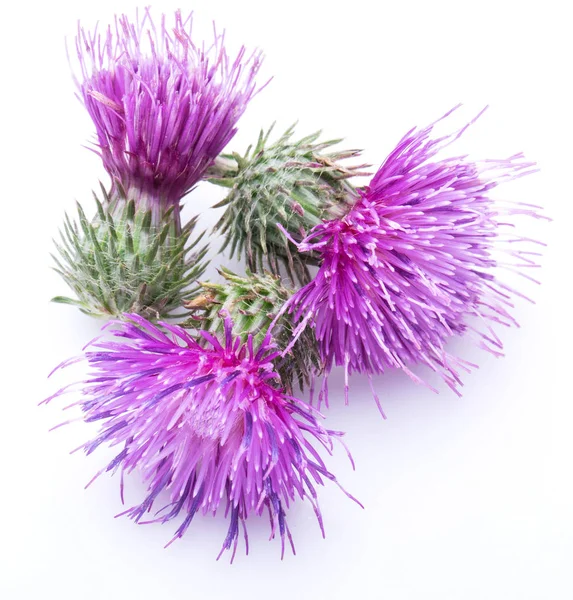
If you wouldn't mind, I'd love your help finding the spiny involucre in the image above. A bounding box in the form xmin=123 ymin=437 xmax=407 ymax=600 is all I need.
xmin=210 ymin=125 xmax=367 ymax=285
xmin=52 ymin=188 xmax=208 ymax=319
xmin=44 ymin=314 xmax=358 ymax=560
xmin=183 ymin=268 xmax=321 ymax=391
xmin=282 ymin=107 xmax=546 ymax=405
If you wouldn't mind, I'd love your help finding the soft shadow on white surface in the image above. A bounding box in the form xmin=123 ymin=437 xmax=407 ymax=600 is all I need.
xmin=1 ymin=1 xmax=571 ymax=599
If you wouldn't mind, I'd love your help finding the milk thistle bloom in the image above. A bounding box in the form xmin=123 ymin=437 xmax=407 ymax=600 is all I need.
xmin=45 ymin=315 xmax=355 ymax=559
xmin=210 ymin=125 xmax=365 ymax=284
xmin=283 ymin=107 xmax=544 ymax=402
xmin=53 ymin=9 xmax=263 ymax=319
xmin=75 ymin=8 xmax=264 ymax=220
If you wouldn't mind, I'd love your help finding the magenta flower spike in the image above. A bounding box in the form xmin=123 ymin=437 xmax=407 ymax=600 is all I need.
xmin=45 ymin=314 xmax=356 ymax=560
xmin=283 ymin=107 xmax=545 ymax=404
xmin=74 ymin=8 xmax=264 ymax=221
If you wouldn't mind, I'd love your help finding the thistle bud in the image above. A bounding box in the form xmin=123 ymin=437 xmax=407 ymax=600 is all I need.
xmin=183 ymin=268 xmax=320 ymax=390
xmin=211 ymin=125 xmax=368 ymax=284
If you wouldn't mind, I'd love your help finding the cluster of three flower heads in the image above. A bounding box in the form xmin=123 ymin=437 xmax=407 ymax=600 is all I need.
xmin=46 ymin=9 xmax=544 ymax=560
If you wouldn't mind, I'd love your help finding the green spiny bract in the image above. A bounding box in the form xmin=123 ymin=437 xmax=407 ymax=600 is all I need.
xmin=210 ymin=125 xmax=367 ymax=285
xmin=183 ymin=268 xmax=321 ymax=392
xmin=52 ymin=187 xmax=209 ymax=320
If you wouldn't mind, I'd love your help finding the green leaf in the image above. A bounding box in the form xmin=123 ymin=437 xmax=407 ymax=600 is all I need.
xmin=51 ymin=296 xmax=81 ymax=306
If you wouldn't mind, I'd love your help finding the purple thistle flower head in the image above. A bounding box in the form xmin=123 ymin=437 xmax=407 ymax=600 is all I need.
xmin=45 ymin=314 xmax=357 ymax=560
xmin=73 ymin=8 xmax=264 ymax=219
xmin=284 ymin=107 xmax=546 ymax=403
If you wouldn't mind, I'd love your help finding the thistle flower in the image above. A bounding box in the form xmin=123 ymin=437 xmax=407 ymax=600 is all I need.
xmin=283 ymin=107 xmax=545 ymax=402
xmin=183 ymin=268 xmax=321 ymax=391
xmin=54 ymin=9 xmax=263 ymax=319
xmin=74 ymin=8 xmax=264 ymax=220
xmin=45 ymin=314 xmax=356 ymax=560
xmin=210 ymin=125 xmax=366 ymax=284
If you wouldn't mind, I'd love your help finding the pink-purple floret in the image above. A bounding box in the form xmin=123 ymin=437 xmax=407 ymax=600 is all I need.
xmin=74 ymin=9 xmax=262 ymax=210
xmin=286 ymin=107 xmax=544 ymax=399
xmin=46 ymin=314 xmax=353 ymax=560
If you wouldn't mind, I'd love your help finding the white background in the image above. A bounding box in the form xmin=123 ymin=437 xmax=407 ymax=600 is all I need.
xmin=1 ymin=1 xmax=571 ymax=598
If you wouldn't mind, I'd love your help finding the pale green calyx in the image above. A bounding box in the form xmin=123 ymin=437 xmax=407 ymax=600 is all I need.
xmin=51 ymin=186 xmax=209 ymax=320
